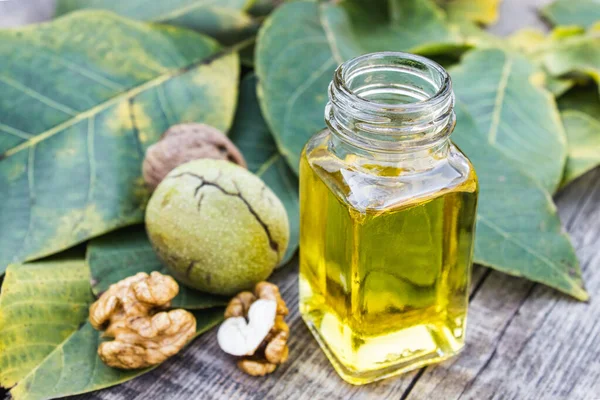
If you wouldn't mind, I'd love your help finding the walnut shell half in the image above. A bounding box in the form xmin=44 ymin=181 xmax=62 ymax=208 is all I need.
xmin=142 ymin=123 xmax=247 ymax=190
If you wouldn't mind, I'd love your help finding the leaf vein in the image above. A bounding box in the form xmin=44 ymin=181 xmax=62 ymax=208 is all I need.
xmin=0 ymin=122 xmax=32 ymax=140
xmin=256 ymin=154 xmax=280 ymax=177
xmin=318 ymin=5 xmax=344 ymax=64
xmin=0 ymin=75 xmax=77 ymax=117
xmin=488 ymin=56 xmax=513 ymax=144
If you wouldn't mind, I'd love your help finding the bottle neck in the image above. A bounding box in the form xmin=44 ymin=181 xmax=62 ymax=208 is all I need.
xmin=325 ymin=52 xmax=455 ymax=172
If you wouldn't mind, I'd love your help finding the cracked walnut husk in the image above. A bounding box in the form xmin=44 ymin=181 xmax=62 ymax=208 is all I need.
xmin=145 ymin=159 xmax=289 ymax=295
xmin=217 ymin=281 xmax=289 ymax=376
xmin=89 ymin=271 xmax=196 ymax=369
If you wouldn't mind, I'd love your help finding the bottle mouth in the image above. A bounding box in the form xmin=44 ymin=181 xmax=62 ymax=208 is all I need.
xmin=326 ymin=52 xmax=455 ymax=151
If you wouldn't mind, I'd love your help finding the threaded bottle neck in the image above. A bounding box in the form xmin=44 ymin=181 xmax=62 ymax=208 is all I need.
xmin=325 ymin=52 xmax=455 ymax=156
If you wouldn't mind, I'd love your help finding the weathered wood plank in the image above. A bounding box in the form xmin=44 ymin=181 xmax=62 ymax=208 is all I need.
xmin=456 ymin=171 xmax=600 ymax=400
xmin=69 ymin=164 xmax=599 ymax=400
xmin=404 ymin=169 xmax=600 ymax=400
xmin=67 ymin=164 xmax=598 ymax=400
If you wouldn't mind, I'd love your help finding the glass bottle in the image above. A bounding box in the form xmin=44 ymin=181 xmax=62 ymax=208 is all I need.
xmin=299 ymin=52 xmax=478 ymax=385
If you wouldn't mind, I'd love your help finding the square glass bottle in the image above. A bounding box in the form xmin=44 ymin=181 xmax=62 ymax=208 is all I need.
xmin=299 ymin=52 xmax=478 ymax=385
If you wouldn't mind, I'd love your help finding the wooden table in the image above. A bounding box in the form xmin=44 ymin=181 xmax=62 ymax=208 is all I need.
xmin=67 ymin=169 xmax=600 ymax=400
xmin=3 ymin=0 xmax=600 ymax=399
xmin=72 ymin=169 xmax=600 ymax=400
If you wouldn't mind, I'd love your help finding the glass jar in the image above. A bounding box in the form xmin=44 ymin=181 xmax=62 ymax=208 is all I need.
xmin=298 ymin=52 xmax=478 ymax=385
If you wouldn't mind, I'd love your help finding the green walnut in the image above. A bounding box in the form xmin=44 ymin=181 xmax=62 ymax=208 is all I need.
xmin=145 ymin=159 xmax=289 ymax=295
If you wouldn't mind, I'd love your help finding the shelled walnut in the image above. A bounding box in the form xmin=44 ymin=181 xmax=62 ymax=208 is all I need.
xmin=89 ymin=271 xmax=196 ymax=369
xmin=217 ymin=282 xmax=290 ymax=376
xmin=142 ymin=123 xmax=247 ymax=190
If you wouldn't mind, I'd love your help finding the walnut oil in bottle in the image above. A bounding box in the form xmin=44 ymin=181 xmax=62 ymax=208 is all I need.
xmin=299 ymin=52 xmax=478 ymax=385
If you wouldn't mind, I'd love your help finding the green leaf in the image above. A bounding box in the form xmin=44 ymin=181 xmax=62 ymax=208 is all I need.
xmin=560 ymin=110 xmax=600 ymax=185
xmin=439 ymin=0 xmax=503 ymax=25
xmin=0 ymin=12 xmax=239 ymax=275
xmin=506 ymin=28 xmax=576 ymax=96
xmin=453 ymin=106 xmax=587 ymax=300
xmin=56 ymin=0 xmax=258 ymax=45
xmin=541 ymin=0 xmax=600 ymax=29
xmin=450 ymin=48 xmax=568 ymax=192
xmin=556 ymin=84 xmax=600 ymax=185
xmin=256 ymin=0 xmax=464 ymax=173
xmin=545 ymin=75 xmax=576 ymax=97
xmin=229 ymin=74 xmax=299 ymax=265
xmin=558 ymin=83 xmax=600 ymax=116
xmin=536 ymin=26 xmax=600 ymax=86
xmin=0 ymin=257 xmax=94 ymax=388
xmin=86 ymin=226 xmax=228 ymax=309
xmin=507 ymin=28 xmax=547 ymax=53
xmin=342 ymin=0 xmax=463 ymax=54
xmin=55 ymin=0 xmax=256 ymax=39
xmin=9 ymin=308 xmax=223 ymax=400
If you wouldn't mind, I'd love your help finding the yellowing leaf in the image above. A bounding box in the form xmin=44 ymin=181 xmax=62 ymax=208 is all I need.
xmin=441 ymin=0 xmax=503 ymax=25
xmin=9 ymin=309 xmax=223 ymax=400
xmin=0 ymin=12 xmax=240 ymax=274
xmin=508 ymin=28 xmax=547 ymax=53
xmin=506 ymin=29 xmax=575 ymax=96
xmin=0 ymin=257 xmax=94 ymax=388
xmin=538 ymin=27 xmax=600 ymax=84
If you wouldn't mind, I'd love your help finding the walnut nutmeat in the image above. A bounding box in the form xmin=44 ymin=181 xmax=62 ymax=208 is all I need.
xmin=89 ymin=271 xmax=197 ymax=369
xmin=142 ymin=123 xmax=247 ymax=190
xmin=237 ymin=358 xmax=278 ymax=377
xmin=217 ymin=281 xmax=290 ymax=376
xmin=224 ymin=291 xmax=256 ymax=318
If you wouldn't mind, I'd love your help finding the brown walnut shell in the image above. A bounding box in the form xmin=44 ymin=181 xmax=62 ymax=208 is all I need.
xmin=142 ymin=123 xmax=247 ymax=190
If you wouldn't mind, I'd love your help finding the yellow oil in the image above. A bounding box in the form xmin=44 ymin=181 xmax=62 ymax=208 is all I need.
xmin=299 ymin=137 xmax=478 ymax=385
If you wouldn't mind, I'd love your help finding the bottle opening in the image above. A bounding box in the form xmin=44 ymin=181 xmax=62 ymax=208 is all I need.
xmin=340 ymin=52 xmax=450 ymax=107
xmin=326 ymin=52 xmax=455 ymax=151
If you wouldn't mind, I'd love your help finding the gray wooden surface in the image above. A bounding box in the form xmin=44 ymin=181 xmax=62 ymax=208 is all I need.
xmin=68 ymin=170 xmax=600 ymax=400
xmin=2 ymin=0 xmax=600 ymax=399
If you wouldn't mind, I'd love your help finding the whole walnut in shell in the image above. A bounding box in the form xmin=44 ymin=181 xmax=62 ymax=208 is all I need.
xmin=143 ymin=123 xmax=246 ymax=190
xmin=145 ymin=159 xmax=289 ymax=295
xmin=89 ymin=271 xmax=196 ymax=369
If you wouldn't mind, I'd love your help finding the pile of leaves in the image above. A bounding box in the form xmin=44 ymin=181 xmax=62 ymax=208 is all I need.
xmin=0 ymin=0 xmax=598 ymax=398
